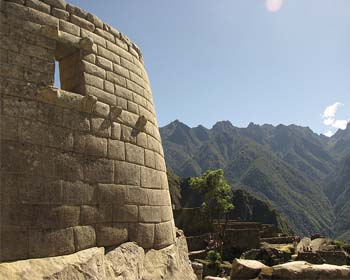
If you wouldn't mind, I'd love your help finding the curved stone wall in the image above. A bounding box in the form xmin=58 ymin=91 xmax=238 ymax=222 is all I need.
xmin=0 ymin=0 xmax=175 ymax=262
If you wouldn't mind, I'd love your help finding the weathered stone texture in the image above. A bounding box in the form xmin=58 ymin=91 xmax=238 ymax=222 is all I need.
xmin=0 ymin=0 xmax=174 ymax=262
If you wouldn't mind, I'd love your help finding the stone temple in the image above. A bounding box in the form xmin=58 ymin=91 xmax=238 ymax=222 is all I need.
xmin=0 ymin=0 xmax=176 ymax=262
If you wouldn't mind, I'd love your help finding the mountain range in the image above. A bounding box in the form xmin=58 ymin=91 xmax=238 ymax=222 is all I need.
xmin=160 ymin=120 xmax=350 ymax=239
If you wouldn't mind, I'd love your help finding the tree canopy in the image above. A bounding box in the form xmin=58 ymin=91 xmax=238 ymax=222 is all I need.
xmin=189 ymin=169 xmax=234 ymax=221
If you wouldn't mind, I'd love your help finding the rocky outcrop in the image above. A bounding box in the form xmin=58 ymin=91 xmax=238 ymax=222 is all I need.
xmin=271 ymin=261 xmax=350 ymax=279
xmin=230 ymin=259 xmax=268 ymax=279
xmin=0 ymin=230 xmax=196 ymax=280
xmin=229 ymin=259 xmax=350 ymax=280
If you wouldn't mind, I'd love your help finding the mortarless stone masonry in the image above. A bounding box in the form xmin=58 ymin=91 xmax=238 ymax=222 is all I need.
xmin=0 ymin=0 xmax=176 ymax=262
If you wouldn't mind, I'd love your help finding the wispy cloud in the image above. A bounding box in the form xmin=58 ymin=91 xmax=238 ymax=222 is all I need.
xmin=322 ymin=102 xmax=349 ymax=137
xmin=265 ymin=0 xmax=284 ymax=13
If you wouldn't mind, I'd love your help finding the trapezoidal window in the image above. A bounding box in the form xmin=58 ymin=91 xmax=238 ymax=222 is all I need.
xmin=54 ymin=42 xmax=83 ymax=94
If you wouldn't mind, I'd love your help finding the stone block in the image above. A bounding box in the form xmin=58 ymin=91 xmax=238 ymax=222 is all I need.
xmin=81 ymin=61 xmax=106 ymax=79
xmin=139 ymin=206 xmax=161 ymax=223
xmin=86 ymin=13 xmax=103 ymax=29
xmin=71 ymin=14 xmax=94 ymax=32
xmin=126 ymin=79 xmax=144 ymax=96
xmin=108 ymin=139 xmax=125 ymax=160
xmin=85 ymin=134 xmax=107 ymax=157
xmin=59 ymin=19 xmax=80 ymax=36
xmin=154 ymin=153 xmax=167 ymax=171
xmin=18 ymin=119 xmax=48 ymax=146
xmin=84 ymin=72 xmax=104 ymax=90
xmin=41 ymin=0 xmax=66 ymax=9
xmin=141 ymin=167 xmax=162 ymax=189
xmin=52 ymin=7 xmax=69 ymax=20
xmin=62 ymin=180 xmax=95 ymax=205
xmin=27 ymin=0 xmax=50 ymax=14
xmin=27 ymin=7 xmax=58 ymax=27
xmin=95 ymin=27 xmax=115 ymax=42
xmin=28 ymin=228 xmax=75 ymax=258
xmin=115 ymin=84 xmax=133 ymax=100
xmin=66 ymin=4 xmax=88 ymax=18
xmin=106 ymin=71 xmax=127 ymax=87
xmin=80 ymin=205 xmax=113 ymax=225
xmin=43 ymin=149 xmax=84 ymax=181
xmin=113 ymin=205 xmax=138 ymax=222
xmin=62 ymin=109 xmax=90 ymax=132
xmin=0 ymin=226 xmax=28 ymax=261
xmin=19 ymin=178 xmax=63 ymax=205
xmin=83 ymin=158 xmax=114 ymax=183
xmin=145 ymin=149 xmax=156 ymax=168
xmin=154 ymin=221 xmax=174 ymax=249
xmin=121 ymin=124 xmax=136 ymax=144
xmin=104 ymin=80 xmax=114 ymax=94
xmin=125 ymin=143 xmax=144 ymax=165
xmin=160 ymin=171 xmax=169 ymax=189
xmin=128 ymin=101 xmax=139 ymax=114
xmin=34 ymin=205 xmax=80 ymax=229
xmin=121 ymin=57 xmax=142 ymax=76
xmin=137 ymin=132 xmax=148 ymax=148
xmin=48 ymin=126 xmax=74 ymax=151
xmin=83 ymin=85 xmax=116 ymax=106
xmin=96 ymin=55 xmax=113 ymax=71
xmin=96 ymin=223 xmax=128 ymax=247
xmin=116 ymin=96 xmax=128 ymax=110
xmin=93 ymin=101 xmax=110 ymax=118
xmin=136 ymin=223 xmax=154 ymax=249
xmin=97 ymin=45 xmax=121 ymax=64
xmin=111 ymin=122 xmax=121 ymax=139
xmin=91 ymin=117 xmax=111 ymax=137
xmin=113 ymin=63 xmax=129 ymax=78
xmin=81 ymin=29 xmax=106 ymax=48
xmin=1 ymin=115 xmax=17 ymax=140
xmin=126 ymin=186 xmax=148 ymax=205
xmin=97 ymin=184 xmax=126 ymax=204
xmin=130 ymin=71 xmax=145 ymax=88
xmin=115 ymin=161 xmax=141 ymax=186
xmin=0 ymin=141 xmax=42 ymax=174
xmin=73 ymin=226 xmax=96 ymax=251
xmin=106 ymin=40 xmax=133 ymax=61
xmin=147 ymin=190 xmax=169 ymax=206
xmin=161 ymin=206 xmax=173 ymax=222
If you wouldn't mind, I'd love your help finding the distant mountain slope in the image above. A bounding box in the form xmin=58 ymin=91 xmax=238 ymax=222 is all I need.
xmin=325 ymin=154 xmax=350 ymax=240
xmin=160 ymin=120 xmax=350 ymax=238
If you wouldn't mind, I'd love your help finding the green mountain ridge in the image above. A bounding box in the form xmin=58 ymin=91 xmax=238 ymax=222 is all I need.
xmin=160 ymin=120 xmax=350 ymax=239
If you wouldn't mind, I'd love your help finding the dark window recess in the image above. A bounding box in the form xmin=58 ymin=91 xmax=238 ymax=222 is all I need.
xmin=54 ymin=43 xmax=83 ymax=93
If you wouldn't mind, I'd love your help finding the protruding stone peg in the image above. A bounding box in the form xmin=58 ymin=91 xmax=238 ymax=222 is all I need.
xmin=135 ymin=115 xmax=148 ymax=131
xmin=79 ymin=37 xmax=94 ymax=52
xmin=81 ymin=94 xmax=97 ymax=113
xmin=110 ymin=106 xmax=123 ymax=121
xmin=37 ymin=86 xmax=61 ymax=104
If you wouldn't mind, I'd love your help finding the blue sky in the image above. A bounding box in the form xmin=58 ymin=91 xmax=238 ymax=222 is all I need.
xmin=67 ymin=0 xmax=350 ymax=135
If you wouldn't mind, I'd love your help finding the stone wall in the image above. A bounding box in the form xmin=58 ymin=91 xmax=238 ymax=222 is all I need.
xmin=0 ymin=0 xmax=175 ymax=262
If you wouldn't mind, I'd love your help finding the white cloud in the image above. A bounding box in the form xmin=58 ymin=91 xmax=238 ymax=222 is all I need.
xmin=265 ymin=0 xmax=284 ymax=13
xmin=323 ymin=130 xmax=334 ymax=137
xmin=322 ymin=102 xmax=343 ymax=119
xmin=332 ymin=119 xmax=348 ymax=130
xmin=321 ymin=102 xmax=349 ymax=134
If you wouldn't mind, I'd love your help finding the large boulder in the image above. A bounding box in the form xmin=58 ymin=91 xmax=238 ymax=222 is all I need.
xmin=271 ymin=261 xmax=350 ymax=279
xmin=230 ymin=259 xmax=268 ymax=279
xmin=0 ymin=230 xmax=196 ymax=280
xmin=0 ymin=247 xmax=105 ymax=280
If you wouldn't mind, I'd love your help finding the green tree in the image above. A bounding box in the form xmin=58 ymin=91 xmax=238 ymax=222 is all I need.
xmin=189 ymin=169 xmax=234 ymax=259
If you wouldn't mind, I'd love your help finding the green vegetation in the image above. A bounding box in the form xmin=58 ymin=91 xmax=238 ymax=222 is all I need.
xmin=189 ymin=169 xmax=234 ymax=221
xmin=161 ymin=120 xmax=350 ymax=238
xmin=206 ymin=250 xmax=222 ymax=268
